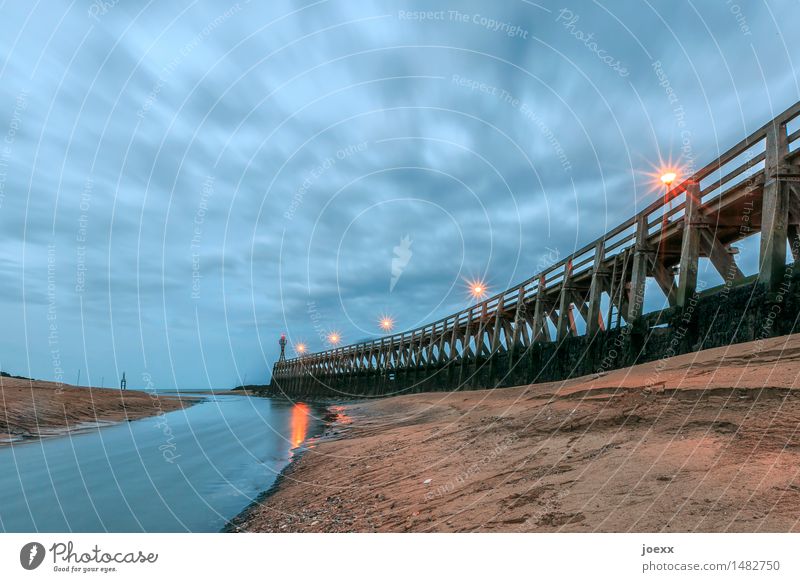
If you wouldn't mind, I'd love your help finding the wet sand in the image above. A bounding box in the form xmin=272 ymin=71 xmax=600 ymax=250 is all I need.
xmin=233 ymin=333 xmax=800 ymax=532
xmin=0 ymin=376 xmax=192 ymax=444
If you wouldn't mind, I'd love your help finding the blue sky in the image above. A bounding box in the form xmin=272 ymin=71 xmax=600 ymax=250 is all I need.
xmin=0 ymin=0 xmax=798 ymax=390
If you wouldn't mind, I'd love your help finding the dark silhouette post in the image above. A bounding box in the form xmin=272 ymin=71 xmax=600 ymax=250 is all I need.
xmin=278 ymin=334 xmax=287 ymax=362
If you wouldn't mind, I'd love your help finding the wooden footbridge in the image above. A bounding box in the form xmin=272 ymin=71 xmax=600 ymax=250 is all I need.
xmin=270 ymin=100 xmax=800 ymax=398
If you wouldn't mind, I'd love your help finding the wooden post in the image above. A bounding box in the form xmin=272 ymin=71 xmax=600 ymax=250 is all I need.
xmin=472 ymin=302 xmax=489 ymax=387
xmin=449 ymin=314 xmax=461 ymax=363
xmin=490 ymin=296 xmax=505 ymax=354
xmin=759 ymin=120 xmax=790 ymax=291
xmin=436 ymin=322 xmax=447 ymax=366
xmin=475 ymin=302 xmax=489 ymax=358
xmin=489 ymin=296 xmax=505 ymax=386
xmin=458 ymin=309 xmax=474 ymax=388
xmin=533 ymin=275 xmax=550 ymax=342
xmin=586 ymin=241 xmax=606 ymax=336
xmin=556 ymin=261 xmax=573 ymax=340
xmin=509 ymin=286 xmax=526 ymax=366
xmin=628 ymin=215 xmax=650 ymax=322
xmin=676 ymin=181 xmax=701 ymax=307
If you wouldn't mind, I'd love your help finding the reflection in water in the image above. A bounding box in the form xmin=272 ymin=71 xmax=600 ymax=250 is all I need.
xmin=289 ymin=403 xmax=310 ymax=449
xmin=329 ymin=405 xmax=353 ymax=425
xmin=0 ymin=395 xmax=324 ymax=532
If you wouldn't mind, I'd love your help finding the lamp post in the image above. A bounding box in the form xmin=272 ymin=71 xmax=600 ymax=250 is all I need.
xmin=660 ymin=172 xmax=677 ymax=222
xmin=659 ymin=172 xmax=677 ymax=259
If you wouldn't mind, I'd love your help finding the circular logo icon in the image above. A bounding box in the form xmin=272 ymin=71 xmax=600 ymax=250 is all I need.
xmin=20 ymin=542 xmax=45 ymax=570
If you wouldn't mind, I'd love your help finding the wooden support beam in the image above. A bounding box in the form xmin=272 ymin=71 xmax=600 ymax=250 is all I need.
xmin=789 ymin=224 xmax=800 ymax=263
xmin=509 ymin=287 xmax=525 ymax=363
xmin=628 ymin=214 xmax=650 ymax=322
xmin=616 ymin=250 xmax=633 ymax=326
xmin=425 ymin=326 xmax=436 ymax=365
xmin=788 ymin=184 xmax=800 ymax=262
xmin=571 ymin=291 xmax=587 ymax=318
xmin=586 ymin=241 xmax=606 ymax=336
xmin=618 ymin=283 xmax=631 ymax=327
xmin=458 ymin=309 xmax=475 ymax=387
xmin=652 ymin=260 xmax=677 ymax=306
xmin=533 ymin=275 xmax=548 ymax=343
xmin=556 ymin=261 xmax=573 ymax=340
xmin=606 ymin=255 xmax=618 ymax=327
xmin=449 ymin=314 xmax=461 ymax=362
xmin=398 ymin=334 xmax=408 ymax=367
xmin=500 ymin=318 xmax=515 ymax=354
xmin=436 ymin=322 xmax=448 ymax=365
xmin=567 ymin=304 xmax=578 ymax=336
xmin=474 ymin=303 xmax=489 ymax=357
xmin=677 ymin=181 xmax=702 ymax=307
xmin=518 ymin=310 xmax=532 ymax=346
xmin=759 ymin=120 xmax=790 ymax=290
xmin=490 ymin=296 xmax=505 ymax=354
xmin=548 ymin=309 xmax=560 ymax=330
xmin=699 ymin=229 xmax=744 ymax=284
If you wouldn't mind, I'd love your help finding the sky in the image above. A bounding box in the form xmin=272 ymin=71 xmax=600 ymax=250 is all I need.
xmin=0 ymin=0 xmax=798 ymax=390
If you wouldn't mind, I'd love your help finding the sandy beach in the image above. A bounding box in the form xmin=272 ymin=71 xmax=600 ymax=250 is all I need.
xmin=232 ymin=333 xmax=800 ymax=532
xmin=0 ymin=375 xmax=191 ymax=444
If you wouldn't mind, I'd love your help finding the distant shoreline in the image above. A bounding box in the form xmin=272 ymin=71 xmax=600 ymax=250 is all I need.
xmin=0 ymin=375 xmax=199 ymax=445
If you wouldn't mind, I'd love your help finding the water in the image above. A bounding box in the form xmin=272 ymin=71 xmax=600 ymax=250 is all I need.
xmin=0 ymin=394 xmax=321 ymax=532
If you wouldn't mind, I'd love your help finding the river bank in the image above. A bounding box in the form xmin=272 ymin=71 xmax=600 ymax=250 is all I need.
xmin=0 ymin=375 xmax=192 ymax=445
xmin=0 ymin=393 xmax=318 ymax=531
xmin=223 ymin=402 xmax=352 ymax=532
xmin=231 ymin=333 xmax=800 ymax=532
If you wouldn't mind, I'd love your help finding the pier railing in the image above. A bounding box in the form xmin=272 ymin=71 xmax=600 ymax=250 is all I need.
xmin=272 ymin=100 xmax=800 ymax=396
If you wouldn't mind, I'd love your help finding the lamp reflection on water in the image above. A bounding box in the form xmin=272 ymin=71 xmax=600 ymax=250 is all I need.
xmin=289 ymin=403 xmax=310 ymax=450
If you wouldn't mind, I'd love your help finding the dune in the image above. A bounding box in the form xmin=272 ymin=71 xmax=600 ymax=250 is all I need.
xmin=0 ymin=375 xmax=192 ymax=445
